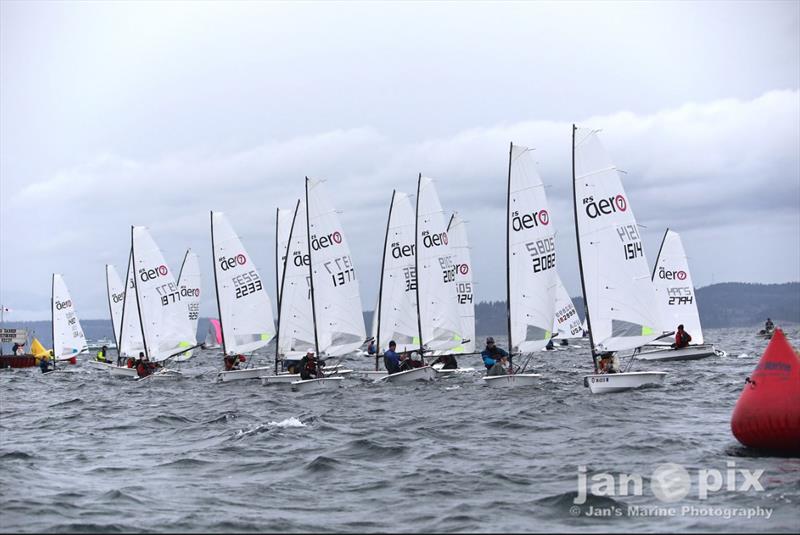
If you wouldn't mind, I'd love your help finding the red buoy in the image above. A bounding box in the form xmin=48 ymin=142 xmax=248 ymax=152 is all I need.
xmin=731 ymin=328 xmax=800 ymax=454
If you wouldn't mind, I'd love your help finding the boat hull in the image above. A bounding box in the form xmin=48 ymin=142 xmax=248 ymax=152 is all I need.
xmin=584 ymin=371 xmax=667 ymax=394
xmin=434 ymin=367 xmax=476 ymax=375
xmin=217 ymin=366 xmax=272 ymax=382
xmin=482 ymin=373 xmax=542 ymax=387
xmin=291 ymin=377 xmax=344 ymax=392
xmin=136 ymin=369 xmax=183 ymax=381
xmin=379 ymin=366 xmax=436 ymax=383
xmin=87 ymin=360 xmax=115 ymax=370
xmin=108 ymin=366 xmax=138 ymax=378
xmin=636 ymin=344 xmax=721 ymax=361
xmin=0 ymin=355 xmax=38 ymax=368
xmin=262 ymin=369 xmax=352 ymax=385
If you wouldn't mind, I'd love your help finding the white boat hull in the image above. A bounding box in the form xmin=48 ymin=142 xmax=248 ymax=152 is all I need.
xmin=261 ymin=368 xmax=353 ymax=385
xmin=87 ymin=360 xmax=114 ymax=370
xmin=355 ymin=370 xmax=388 ymax=379
xmin=482 ymin=373 xmax=542 ymax=387
xmin=291 ymin=376 xmax=344 ymax=392
xmin=636 ymin=344 xmax=721 ymax=361
xmin=108 ymin=366 xmax=138 ymax=378
xmin=137 ymin=369 xmax=183 ymax=382
xmin=379 ymin=366 xmax=436 ymax=383
xmin=584 ymin=371 xmax=667 ymax=394
xmin=217 ymin=366 xmax=272 ymax=383
xmin=433 ymin=367 xmax=476 ymax=375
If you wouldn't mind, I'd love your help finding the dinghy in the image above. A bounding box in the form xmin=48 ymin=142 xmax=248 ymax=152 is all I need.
xmin=446 ymin=212 xmax=475 ymax=354
xmin=86 ymin=264 xmax=126 ymax=371
xmin=172 ymin=249 xmax=202 ymax=364
xmin=482 ymin=143 xmax=556 ymax=388
xmin=47 ymin=274 xmax=88 ymax=373
xmin=636 ymin=229 xmax=721 ymax=361
xmin=107 ymin=251 xmax=147 ymax=377
xmin=572 ymin=126 xmax=667 ymax=393
xmin=211 ymin=212 xmax=276 ymax=382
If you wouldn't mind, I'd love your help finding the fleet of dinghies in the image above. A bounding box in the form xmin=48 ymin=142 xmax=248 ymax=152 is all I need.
xmin=33 ymin=126 xmax=727 ymax=394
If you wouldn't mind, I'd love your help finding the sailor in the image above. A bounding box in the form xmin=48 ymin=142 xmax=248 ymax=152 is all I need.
xmin=765 ymin=318 xmax=775 ymax=332
xmin=136 ymin=353 xmax=154 ymax=378
xmin=367 ymin=339 xmax=377 ymax=356
xmin=223 ymin=353 xmax=241 ymax=371
xmin=481 ymin=337 xmax=508 ymax=371
xmin=597 ymin=352 xmax=618 ymax=374
xmin=673 ymin=324 xmax=692 ymax=349
xmin=545 ymin=339 xmax=555 ymax=351
xmin=12 ymin=342 xmax=25 ymax=356
xmin=299 ymin=349 xmax=319 ymax=380
xmin=383 ymin=341 xmax=401 ymax=374
xmin=39 ymin=355 xmax=53 ymax=373
xmin=430 ymin=353 xmax=458 ymax=370
xmin=486 ymin=354 xmax=509 ymax=376
xmin=96 ymin=345 xmax=108 ymax=363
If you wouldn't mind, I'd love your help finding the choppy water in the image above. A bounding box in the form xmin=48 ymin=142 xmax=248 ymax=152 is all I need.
xmin=1 ymin=326 xmax=799 ymax=533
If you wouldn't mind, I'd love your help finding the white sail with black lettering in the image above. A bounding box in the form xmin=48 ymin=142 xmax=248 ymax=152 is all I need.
xmin=306 ymin=178 xmax=366 ymax=356
xmin=118 ymin=251 xmax=145 ymax=358
xmin=415 ymin=176 xmax=461 ymax=352
xmin=573 ymin=127 xmax=661 ymax=352
xmin=211 ymin=212 xmax=276 ymax=355
xmin=652 ymin=229 xmax=704 ymax=344
xmin=105 ymin=264 xmax=125 ymax=348
xmin=552 ymin=273 xmax=583 ymax=340
xmin=447 ymin=212 xmax=475 ymax=354
xmin=276 ymin=206 xmax=295 ymax=307
xmin=508 ymin=144 xmax=557 ymax=353
xmin=174 ymin=249 xmax=202 ymax=361
xmin=376 ymin=191 xmax=419 ymax=353
xmin=278 ymin=200 xmax=316 ymax=358
xmin=131 ymin=226 xmax=196 ymax=362
xmin=52 ymin=274 xmax=88 ymax=360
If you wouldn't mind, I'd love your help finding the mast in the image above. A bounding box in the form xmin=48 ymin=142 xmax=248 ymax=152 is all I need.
xmin=376 ymin=190 xmax=396 ymax=371
xmin=117 ymin=250 xmax=133 ymax=361
xmin=414 ymin=174 xmax=424 ymax=358
xmin=305 ymin=177 xmax=321 ymax=360
xmin=105 ymin=265 xmax=120 ymax=361
xmin=571 ymin=125 xmax=598 ymax=372
xmin=275 ymin=207 xmax=281 ymax=312
xmin=177 ymin=249 xmax=190 ymax=283
xmin=651 ymin=228 xmax=670 ymax=281
xmin=51 ymin=274 xmax=56 ymax=370
xmin=210 ymin=213 xmax=227 ymax=356
xmin=275 ymin=199 xmax=301 ymax=374
xmin=131 ymin=226 xmax=150 ymax=360
xmin=506 ymin=142 xmax=514 ymax=372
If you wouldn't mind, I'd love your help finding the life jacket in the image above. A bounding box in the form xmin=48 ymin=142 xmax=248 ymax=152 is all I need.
xmin=97 ymin=351 xmax=106 ymax=362
xmin=136 ymin=361 xmax=150 ymax=378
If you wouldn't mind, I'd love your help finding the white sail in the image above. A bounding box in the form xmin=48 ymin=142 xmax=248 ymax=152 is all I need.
xmin=415 ymin=176 xmax=461 ymax=352
xmin=508 ymin=144 xmax=557 ymax=353
xmin=211 ymin=212 xmax=276 ymax=355
xmin=552 ymin=273 xmax=583 ymax=340
xmin=52 ymin=274 xmax=88 ymax=360
xmin=118 ymin=251 xmax=145 ymax=358
xmin=306 ymin=178 xmax=366 ymax=356
xmin=447 ymin=212 xmax=475 ymax=354
xmin=105 ymin=264 xmax=125 ymax=348
xmin=652 ymin=229 xmax=704 ymax=344
xmin=276 ymin=205 xmax=296 ymax=307
xmin=174 ymin=249 xmax=202 ymax=361
xmin=573 ymin=127 xmax=661 ymax=352
xmin=277 ymin=200 xmax=316 ymax=358
xmin=376 ymin=191 xmax=420 ymax=353
xmin=132 ymin=226 xmax=196 ymax=362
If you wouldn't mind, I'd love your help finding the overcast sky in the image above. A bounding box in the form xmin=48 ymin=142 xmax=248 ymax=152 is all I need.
xmin=1 ymin=0 xmax=798 ymax=321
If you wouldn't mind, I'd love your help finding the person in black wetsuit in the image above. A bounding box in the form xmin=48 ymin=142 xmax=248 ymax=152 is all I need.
xmin=299 ymin=349 xmax=320 ymax=380
xmin=430 ymin=353 xmax=458 ymax=370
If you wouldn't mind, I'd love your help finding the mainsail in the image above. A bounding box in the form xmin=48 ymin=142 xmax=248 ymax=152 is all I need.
xmin=174 ymin=249 xmax=202 ymax=361
xmin=105 ymin=264 xmax=125 ymax=350
xmin=51 ymin=274 xmax=88 ymax=360
xmin=447 ymin=212 xmax=475 ymax=354
xmin=651 ymin=229 xmax=704 ymax=344
xmin=211 ymin=212 xmax=276 ymax=355
xmin=306 ymin=177 xmax=366 ymax=356
xmin=507 ymin=143 xmax=557 ymax=353
xmin=415 ymin=175 xmax=461 ymax=352
xmin=376 ymin=191 xmax=420 ymax=354
xmin=572 ymin=126 xmax=661 ymax=356
xmin=118 ymin=250 xmax=145 ymax=358
xmin=276 ymin=206 xmax=295 ymax=308
xmin=552 ymin=273 xmax=583 ymax=340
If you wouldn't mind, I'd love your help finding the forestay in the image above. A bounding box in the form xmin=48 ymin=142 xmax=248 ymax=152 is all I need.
xmin=376 ymin=191 xmax=420 ymax=353
xmin=278 ymin=200 xmax=316 ymax=358
xmin=508 ymin=144 xmax=556 ymax=353
xmin=118 ymin=251 xmax=145 ymax=358
xmin=105 ymin=264 xmax=125 ymax=348
xmin=447 ymin=213 xmax=475 ymax=354
xmin=132 ymin=226 xmax=196 ymax=362
xmin=306 ymin=178 xmax=366 ymax=356
xmin=174 ymin=249 xmax=202 ymax=361
xmin=552 ymin=273 xmax=583 ymax=340
xmin=652 ymin=229 xmax=704 ymax=344
xmin=211 ymin=212 xmax=276 ymax=355
xmin=573 ymin=127 xmax=661 ymax=352
xmin=415 ymin=176 xmax=461 ymax=352
xmin=52 ymin=274 xmax=88 ymax=360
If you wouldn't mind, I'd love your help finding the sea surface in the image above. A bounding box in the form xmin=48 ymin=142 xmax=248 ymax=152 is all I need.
xmin=1 ymin=326 xmax=799 ymax=533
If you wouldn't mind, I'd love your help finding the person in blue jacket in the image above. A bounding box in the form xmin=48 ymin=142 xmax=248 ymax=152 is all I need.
xmin=383 ymin=341 xmax=401 ymax=374
xmin=481 ymin=337 xmax=509 ymax=371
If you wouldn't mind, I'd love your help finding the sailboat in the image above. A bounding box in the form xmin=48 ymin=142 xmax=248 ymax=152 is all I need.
xmin=108 ymin=249 xmax=146 ymax=378
xmin=552 ymin=273 xmax=583 ymax=346
xmin=203 ymin=319 xmax=222 ymax=350
xmin=88 ymin=265 xmax=125 ymax=370
xmin=130 ymin=226 xmax=198 ymax=380
xmin=49 ymin=273 xmax=88 ymax=372
xmin=212 ymin=212 xmax=277 ymax=382
xmin=172 ymin=249 xmax=201 ymax=363
xmin=289 ymin=177 xmax=365 ymax=392
xmin=572 ymin=125 xmax=667 ymax=394
xmin=484 ymin=143 xmax=553 ymax=387
xmin=637 ymin=229 xmax=722 ymax=361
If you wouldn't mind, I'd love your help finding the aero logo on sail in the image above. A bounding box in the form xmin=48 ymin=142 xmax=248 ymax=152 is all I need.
xmin=457 ymin=263 xmax=469 ymax=275
xmin=55 ymin=300 xmax=72 ymax=310
xmin=111 ymin=291 xmax=125 ymax=304
xmin=658 ymin=268 xmax=687 ymax=281
xmin=391 ymin=243 xmax=415 ymax=259
xmin=311 ymin=231 xmax=342 ymax=251
xmin=219 ymin=254 xmax=247 ymax=271
xmin=422 ymin=231 xmax=448 ymax=248
xmin=512 ymin=209 xmax=549 ymax=231
xmin=583 ymin=195 xmax=627 ymax=219
xmin=140 ymin=265 xmax=169 ymax=281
